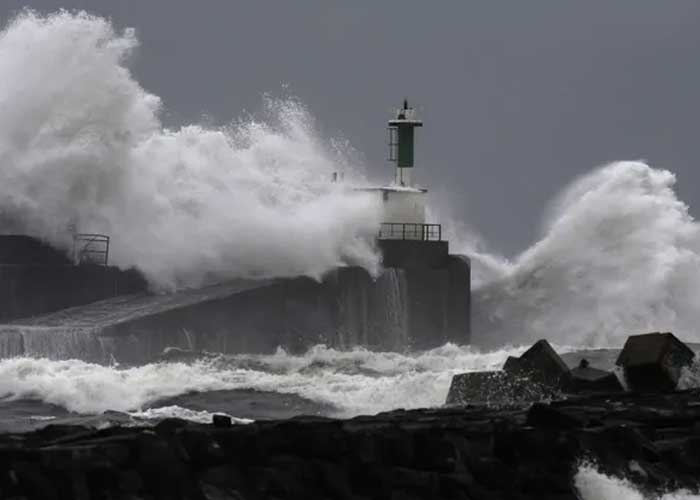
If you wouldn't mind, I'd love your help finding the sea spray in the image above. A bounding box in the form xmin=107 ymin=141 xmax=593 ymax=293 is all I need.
xmin=470 ymin=161 xmax=700 ymax=348
xmin=0 ymin=11 xmax=381 ymax=289
xmin=574 ymin=462 xmax=700 ymax=500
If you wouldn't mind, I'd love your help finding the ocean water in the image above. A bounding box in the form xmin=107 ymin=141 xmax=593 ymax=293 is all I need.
xmin=0 ymin=342 xmax=654 ymax=432
xmin=0 ymin=343 xmax=533 ymax=431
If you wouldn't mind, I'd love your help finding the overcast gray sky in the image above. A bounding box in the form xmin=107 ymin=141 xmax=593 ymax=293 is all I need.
xmin=3 ymin=1 xmax=700 ymax=256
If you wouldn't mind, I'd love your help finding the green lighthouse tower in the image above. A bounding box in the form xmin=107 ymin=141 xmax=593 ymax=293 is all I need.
xmin=388 ymin=99 xmax=423 ymax=186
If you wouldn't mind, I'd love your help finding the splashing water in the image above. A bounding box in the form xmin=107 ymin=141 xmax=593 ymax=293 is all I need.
xmin=471 ymin=161 xmax=700 ymax=348
xmin=129 ymin=406 xmax=252 ymax=425
xmin=0 ymin=11 xmax=381 ymax=290
xmin=0 ymin=344 xmax=538 ymax=416
xmin=575 ymin=463 xmax=700 ymax=500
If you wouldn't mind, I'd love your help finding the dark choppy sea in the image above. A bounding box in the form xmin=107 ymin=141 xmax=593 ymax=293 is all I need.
xmin=0 ymin=342 xmax=690 ymax=433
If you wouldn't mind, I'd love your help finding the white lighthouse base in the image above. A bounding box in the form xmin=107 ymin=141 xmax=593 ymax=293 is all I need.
xmin=395 ymin=167 xmax=412 ymax=186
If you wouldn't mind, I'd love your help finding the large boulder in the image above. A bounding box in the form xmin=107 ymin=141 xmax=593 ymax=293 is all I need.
xmin=616 ymin=332 xmax=695 ymax=392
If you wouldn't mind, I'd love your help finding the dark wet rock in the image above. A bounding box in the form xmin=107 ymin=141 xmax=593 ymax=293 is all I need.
xmin=155 ymin=417 xmax=190 ymax=435
xmin=616 ymin=332 xmax=695 ymax=392
xmin=212 ymin=414 xmax=232 ymax=428
xmin=2 ymin=391 xmax=700 ymax=498
xmin=565 ymin=359 xmax=624 ymax=393
xmin=526 ymin=403 xmax=586 ymax=429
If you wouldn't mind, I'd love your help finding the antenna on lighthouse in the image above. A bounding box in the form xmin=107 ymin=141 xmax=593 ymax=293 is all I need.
xmin=388 ymin=99 xmax=423 ymax=186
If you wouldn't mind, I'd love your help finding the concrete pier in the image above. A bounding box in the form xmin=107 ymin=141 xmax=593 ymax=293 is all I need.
xmin=0 ymin=258 xmax=470 ymax=363
xmin=0 ymin=235 xmax=146 ymax=322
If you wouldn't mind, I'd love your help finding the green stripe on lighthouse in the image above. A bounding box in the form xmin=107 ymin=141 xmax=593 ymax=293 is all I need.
xmin=388 ymin=99 xmax=423 ymax=172
xmin=397 ymin=126 xmax=414 ymax=168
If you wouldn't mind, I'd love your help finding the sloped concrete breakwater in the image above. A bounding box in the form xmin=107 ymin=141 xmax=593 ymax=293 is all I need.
xmin=0 ymin=260 xmax=470 ymax=364
xmin=0 ymin=235 xmax=148 ymax=323
xmin=2 ymin=389 xmax=700 ymax=499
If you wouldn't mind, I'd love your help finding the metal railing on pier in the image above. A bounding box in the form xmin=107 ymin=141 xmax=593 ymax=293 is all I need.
xmin=378 ymin=223 xmax=442 ymax=241
xmin=73 ymin=233 xmax=110 ymax=266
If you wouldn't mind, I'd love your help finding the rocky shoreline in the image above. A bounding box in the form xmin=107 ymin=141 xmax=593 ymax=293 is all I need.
xmin=1 ymin=388 xmax=700 ymax=499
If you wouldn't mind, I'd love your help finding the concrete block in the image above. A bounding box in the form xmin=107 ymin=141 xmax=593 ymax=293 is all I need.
xmin=503 ymin=339 xmax=570 ymax=388
xmin=565 ymin=359 xmax=623 ymax=393
xmin=616 ymin=332 xmax=695 ymax=392
xmin=445 ymin=371 xmax=550 ymax=406
xmin=502 ymin=356 xmax=521 ymax=373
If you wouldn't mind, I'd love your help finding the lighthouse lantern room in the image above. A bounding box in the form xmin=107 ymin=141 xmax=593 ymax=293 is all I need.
xmin=388 ymin=99 xmax=423 ymax=187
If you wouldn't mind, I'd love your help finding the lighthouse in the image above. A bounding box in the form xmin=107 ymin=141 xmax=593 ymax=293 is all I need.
xmin=352 ymin=99 xmax=470 ymax=346
xmin=354 ymin=100 xmax=447 ymax=267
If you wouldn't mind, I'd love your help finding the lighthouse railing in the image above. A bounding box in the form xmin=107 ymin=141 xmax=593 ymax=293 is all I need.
xmin=378 ymin=223 xmax=442 ymax=241
xmin=73 ymin=233 xmax=110 ymax=266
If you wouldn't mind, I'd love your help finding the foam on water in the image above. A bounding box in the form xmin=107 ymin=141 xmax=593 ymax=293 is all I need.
xmin=0 ymin=343 xmax=541 ymax=417
xmin=575 ymin=463 xmax=700 ymax=500
xmin=129 ymin=405 xmax=252 ymax=425
xmin=0 ymin=11 xmax=381 ymax=290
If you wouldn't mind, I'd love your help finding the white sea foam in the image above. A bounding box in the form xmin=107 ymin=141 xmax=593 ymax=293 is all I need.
xmin=575 ymin=462 xmax=700 ymax=500
xmin=677 ymin=357 xmax=700 ymax=390
xmin=129 ymin=405 xmax=252 ymax=425
xmin=28 ymin=415 xmax=56 ymax=422
xmin=0 ymin=344 xmax=542 ymax=416
xmin=472 ymin=161 xmax=700 ymax=348
xmin=0 ymin=11 xmax=381 ymax=289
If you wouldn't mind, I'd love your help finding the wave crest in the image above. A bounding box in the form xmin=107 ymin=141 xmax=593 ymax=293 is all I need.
xmin=473 ymin=161 xmax=700 ymax=348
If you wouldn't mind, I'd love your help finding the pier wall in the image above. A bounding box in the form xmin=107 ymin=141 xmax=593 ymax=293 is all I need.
xmin=0 ymin=236 xmax=147 ymax=322
xmin=0 ymin=258 xmax=470 ymax=364
xmin=0 ymin=236 xmax=470 ymax=363
xmin=97 ymin=261 xmax=468 ymax=363
xmin=0 ymin=265 xmax=147 ymax=322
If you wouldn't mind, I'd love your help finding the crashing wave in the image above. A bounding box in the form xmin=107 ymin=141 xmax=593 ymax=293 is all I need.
xmin=471 ymin=162 xmax=700 ymax=348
